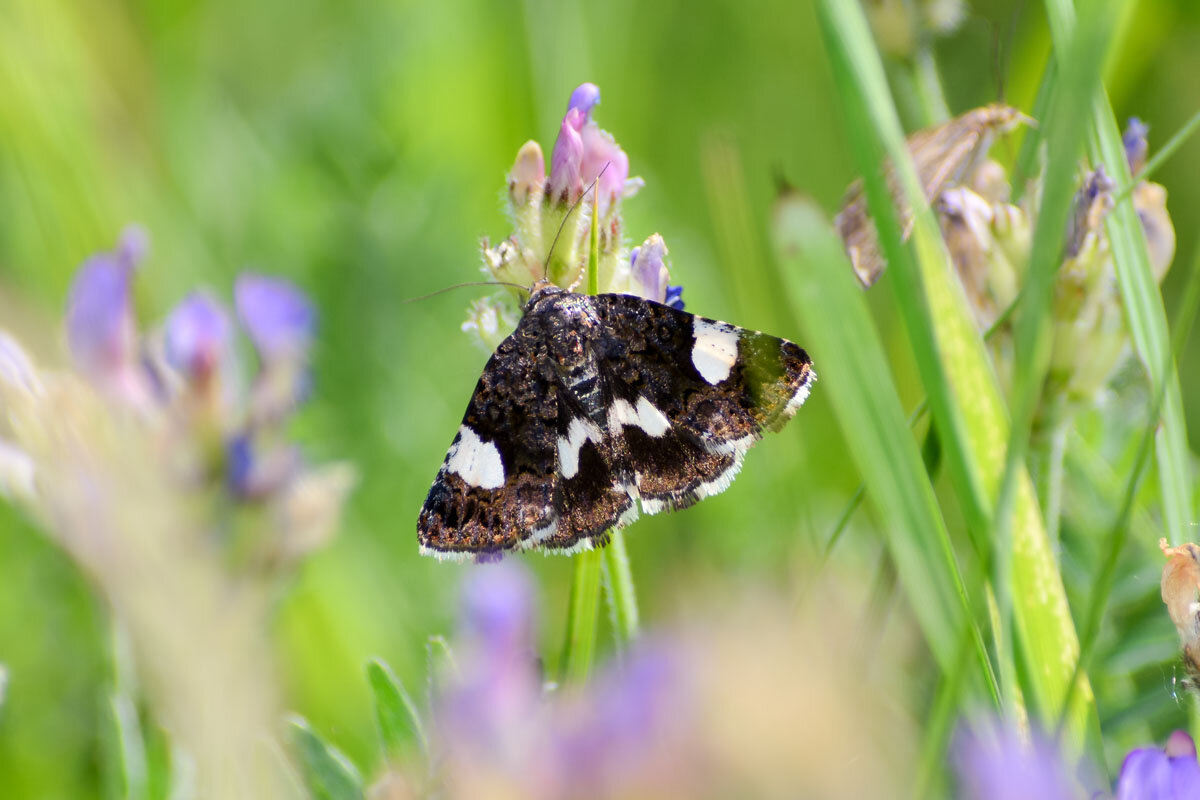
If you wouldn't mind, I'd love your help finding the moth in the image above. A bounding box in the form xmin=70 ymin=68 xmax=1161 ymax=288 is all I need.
xmin=835 ymin=103 xmax=1030 ymax=287
xmin=418 ymin=280 xmax=815 ymax=560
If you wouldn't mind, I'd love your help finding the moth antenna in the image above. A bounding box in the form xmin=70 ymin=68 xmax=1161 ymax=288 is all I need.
xmin=541 ymin=162 xmax=612 ymax=281
xmin=401 ymin=281 xmax=530 ymax=304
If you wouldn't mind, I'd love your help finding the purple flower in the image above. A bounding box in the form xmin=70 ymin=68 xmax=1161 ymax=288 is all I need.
xmin=1124 ymin=117 xmax=1150 ymax=175
xmin=549 ymin=111 xmax=585 ymax=203
xmin=580 ymin=126 xmax=629 ymax=209
xmin=66 ymin=231 xmax=140 ymax=374
xmin=630 ymin=235 xmax=669 ymax=303
xmin=954 ymin=721 xmax=1089 ymax=799
xmin=550 ymin=84 xmax=629 ymax=210
xmin=567 ymin=83 xmax=601 ymax=118
xmin=234 ymin=274 xmax=315 ymax=362
xmin=459 ymin=561 xmax=536 ymax=660
xmin=65 ymin=226 xmax=151 ymax=405
xmin=436 ymin=563 xmax=542 ymax=765
xmin=1116 ymin=730 xmax=1200 ymax=799
xmin=432 ymin=564 xmax=692 ymax=798
xmin=548 ymin=641 xmax=687 ymax=795
xmin=164 ymin=292 xmax=233 ymax=383
xmin=225 ymin=435 xmax=300 ymax=499
xmin=664 ymin=285 xmax=685 ymax=311
xmin=1064 ymin=166 xmax=1114 ymax=258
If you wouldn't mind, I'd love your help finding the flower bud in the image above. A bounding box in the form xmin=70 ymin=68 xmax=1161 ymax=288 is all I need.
xmin=164 ymin=292 xmax=233 ymax=385
xmin=630 ymin=235 xmax=669 ymax=304
xmin=462 ymin=293 xmax=521 ymax=352
xmin=1123 ymin=117 xmax=1149 ymax=174
xmin=568 ymin=82 xmax=601 ymax=118
xmin=65 ymin=228 xmax=153 ymax=407
xmin=1133 ymin=181 xmax=1175 ymax=282
xmin=234 ymin=274 xmax=315 ymax=362
xmin=508 ymin=140 xmax=545 ymax=209
xmin=548 ymin=111 xmax=585 ymax=205
xmin=1063 ymin=166 xmax=1114 ymax=259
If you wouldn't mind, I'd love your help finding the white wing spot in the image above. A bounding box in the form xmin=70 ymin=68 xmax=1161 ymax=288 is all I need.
xmin=784 ymin=370 xmax=816 ymax=415
xmin=608 ymin=396 xmax=671 ymax=438
xmin=557 ymin=418 xmax=603 ymax=479
xmin=446 ymin=425 xmax=505 ymax=489
xmin=692 ymin=318 xmax=739 ymax=384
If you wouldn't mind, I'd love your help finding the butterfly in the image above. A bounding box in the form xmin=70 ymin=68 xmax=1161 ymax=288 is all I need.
xmin=835 ymin=103 xmax=1030 ymax=287
xmin=417 ymin=280 xmax=815 ymax=560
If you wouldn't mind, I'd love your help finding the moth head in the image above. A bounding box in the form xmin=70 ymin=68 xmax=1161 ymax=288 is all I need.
xmin=980 ymin=103 xmax=1035 ymax=133
xmin=525 ymin=279 xmax=565 ymax=310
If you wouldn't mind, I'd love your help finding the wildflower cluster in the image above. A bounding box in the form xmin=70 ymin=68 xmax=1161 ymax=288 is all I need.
xmin=935 ymin=119 xmax=1174 ymax=436
xmin=0 ymin=227 xmax=354 ymax=571
xmin=955 ymin=719 xmax=1200 ymax=799
xmin=0 ymin=228 xmax=352 ymax=799
xmin=464 ymin=83 xmax=682 ymax=351
xmin=352 ymin=564 xmax=918 ymax=800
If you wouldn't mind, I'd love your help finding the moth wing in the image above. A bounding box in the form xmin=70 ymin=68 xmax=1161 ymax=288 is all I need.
xmin=417 ymin=322 xmax=562 ymax=560
xmin=533 ymin=380 xmax=640 ymax=553
xmin=593 ymin=294 xmax=815 ymax=514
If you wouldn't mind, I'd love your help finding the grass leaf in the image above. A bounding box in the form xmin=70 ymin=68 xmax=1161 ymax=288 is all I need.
xmin=772 ymin=193 xmax=997 ymax=700
xmin=288 ymin=716 xmax=366 ymax=800
xmin=366 ymin=658 xmax=427 ymax=760
xmin=814 ymin=0 xmax=1100 ymax=747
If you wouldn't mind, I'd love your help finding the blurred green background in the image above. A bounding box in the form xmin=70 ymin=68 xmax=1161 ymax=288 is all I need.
xmin=2 ymin=0 xmax=1200 ymax=795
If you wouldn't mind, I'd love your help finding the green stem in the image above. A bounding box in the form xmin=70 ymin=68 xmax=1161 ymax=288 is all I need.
xmin=560 ymin=546 xmax=604 ymax=683
xmin=1030 ymin=421 xmax=1069 ymax=547
xmin=560 ymin=187 xmax=640 ymax=680
xmin=602 ymin=530 xmax=640 ymax=646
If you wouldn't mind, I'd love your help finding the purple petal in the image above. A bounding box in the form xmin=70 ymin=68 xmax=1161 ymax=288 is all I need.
xmin=1166 ymin=731 xmax=1196 ymax=759
xmin=234 ymin=274 xmax=315 ymax=361
xmin=549 ymin=114 xmax=584 ymax=201
xmin=164 ymin=292 xmax=233 ymax=381
xmin=1119 ymin=749 xmax=1176 ymax=800
xmin=460 ymin=562 xmax=536 ymax=659
xmin=547 ymin=640 xmax=689 ymax=796
xmin=225 ymin=435 xmax=301 ymax=498
xmin=1117 ymin=733 xmax=1200 ymax=800
xmin=664 ymin=285 xmax=685 ymax=311
xmin=568 ymin=83 xmax=601 ymax=118
xmin=630 ymin=235 xmax=668 ymax=303
xmin=66 ymin=251 xmax=140 ymax=381
xmin=579 ymin=125 xmax=628 ymax=207
xmin=954 ymin=722 xmax=1087 ymax=800
xmin=1124 ymin=117 xmax=1150 ymax=175
xmin=117 ymin=224 xmax=150 ymax=267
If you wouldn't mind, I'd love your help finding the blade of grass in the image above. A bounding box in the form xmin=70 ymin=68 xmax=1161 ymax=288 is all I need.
xmin=1042 ymin=0 xmax=1195 ymax=546
xmin=773 ymin=194 xmax=999 ymax=703
xmin=989 ymin=0 xmax=1119 ymax=740
xmin=815 ymin=0 xmax=1099 ymax=746
xmin=819 ymin=295 xmax=1017 ymax=562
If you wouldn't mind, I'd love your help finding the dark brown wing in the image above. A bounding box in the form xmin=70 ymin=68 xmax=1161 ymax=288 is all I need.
xmin=592 ymin=294 xmax=815 ymax=513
